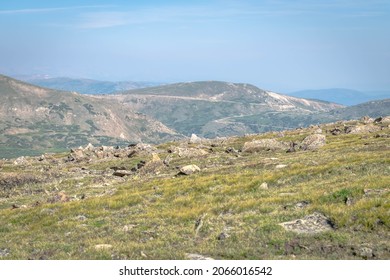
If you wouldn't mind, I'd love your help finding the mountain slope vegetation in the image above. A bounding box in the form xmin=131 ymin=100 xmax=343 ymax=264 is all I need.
xmin=0 ymin=117 xmax=389 ymax=260
xmin=0 ymin=75 xmax=180 ymax=158
xmin=100 ymin=81 xmax=344 ymax=137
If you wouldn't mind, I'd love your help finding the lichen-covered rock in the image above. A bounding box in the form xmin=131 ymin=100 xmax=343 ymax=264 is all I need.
xmin=242 ymin=139 xmax=288 ymax=152
xmin=300 ymin=134 xmax=326 ymax=150
xmin=179 ymin=164 xmax=201 ymax=175
xmin=280 ymin=212 xmax=334 ymax=234
xmin=344 ymin=124 xmax=380 ymax=134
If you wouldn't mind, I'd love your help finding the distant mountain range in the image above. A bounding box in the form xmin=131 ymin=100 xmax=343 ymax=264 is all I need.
xmin=0 ymin=75 xmax=179 ymax=158
xmin=289 ymin=88 xmax=390 ymax=106
xmin=1 ymin=74 xmax=390 ymax=158
xmin=18 ymin=76 xmax=161 ymax=94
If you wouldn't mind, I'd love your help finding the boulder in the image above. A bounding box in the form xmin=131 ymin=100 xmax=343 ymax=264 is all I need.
xmin=360 ymin=116 xmax=374 ymax=124
xmin=259 ymin=182 xmax=268 ymax=190
xmin=374 ymin=116 xmax=390 ymax=124
xmin=242 ymin=139 xmax=289 ymax=152
xmin=84 ymin=143 xmax=94 ymax=151
xmin=179 ymin=164 xmax=201 ymax=175
xmin=344 ymin=124 xmax=380 ymax=134
xmin=300 ymin=134 xmax=326 ymax=150
xmin=189 ymin=133 xmax=203 ymax=144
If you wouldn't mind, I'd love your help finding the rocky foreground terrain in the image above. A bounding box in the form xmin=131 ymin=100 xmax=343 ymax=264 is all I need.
xmin=0 ymin=116 xmax=389 ymax=259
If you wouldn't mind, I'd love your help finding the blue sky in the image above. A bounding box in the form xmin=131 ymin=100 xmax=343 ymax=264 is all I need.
xmin=0 ymin=0 xmax=389 ymax=92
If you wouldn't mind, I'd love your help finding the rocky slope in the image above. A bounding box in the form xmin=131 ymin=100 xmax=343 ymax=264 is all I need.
xmin=0 ymin=116 xmax=389 ymax=259
xmin=0 ymin=75 xmax=181 ymax=158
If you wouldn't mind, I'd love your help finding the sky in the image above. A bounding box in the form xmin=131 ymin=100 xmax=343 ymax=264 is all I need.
xmin=0 ymin=0 xmax=389 ymax=92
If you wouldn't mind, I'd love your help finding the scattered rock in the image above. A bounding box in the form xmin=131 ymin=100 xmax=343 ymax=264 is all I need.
xmin=259 ymin=182 xmax=268 ymax=190
xmin=300 ymin=134 xmax=326 ymax=150
xmin=225 ymin=147 xmax=239 ymax=154
xmin=314 ymin=128 xmax=322 ymax=134
xmin=217 ymin=232 xmax=228 ymax=240
xmin=280 ymin=212 xmax=335 ymax=234
xmin=134 ymin=143 xmax=156 ymax=153
xmin=295 ymin=201 xmax=309 ymax=209
xmin=113 ymin=170 xmax=133 ymax=177
xmin=287 ymin=142 xmax=298 ymax=153
xmin=123 ymin=224 xmax=137 ymax=232
xmin=0 ymin=248 xmax=10 ymax=257
xmin=151 ymin=153 xmax=161 ymax=162
xmin=363 ymin=188 xmax=389 ymax=197
xmin=374 ymin=133 xmax=390 ymax=138
xmin=179 ymin=164 xmax=201 ymax=175
xmin=189 ymin=133 xmax=203 ymax=144
xmin=94 ymin=244 xmax=113 ymax=250
xmin=67 ymin=149 xmax=84 ymax=161
xmin=345 ymin=197 xmax=353 ymax=206
xmin=361 ymin=116 xmax=374 ymax=124
xmin=84 ymin=143 xmax=94 ymax=151
xmin=174 ymin=147 xmax=209 ymax=158
xmin=330 ymin=128 xmax=342 ymax=135
xmin=242 ymin=139 xmax=289 ymax=152
xmin=13 ymin=156 xmax=27 ymax=165
xmin=185 ymin=253 xmax=214 ymax=260
xmin=76 ymin=215 xmax=87 ymax=221
xmin=275 ymin=164 xmax=287 ymax=169
xmin=48 ymin=191 xmax=70 ymax=203
xmin=373 ymin=116 xmax=390 ymax=124
xmin=345 ymin=124 xmax=380 ymax=134
xmin=354 ymin=246 xmax=374 ymax=259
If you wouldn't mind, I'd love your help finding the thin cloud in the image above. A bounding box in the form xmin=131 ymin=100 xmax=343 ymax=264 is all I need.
xmin=0 ymin=5 xmax=114 ymax=15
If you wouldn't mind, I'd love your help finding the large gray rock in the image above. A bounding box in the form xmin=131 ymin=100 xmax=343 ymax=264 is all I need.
xmin=300 ymin=134 xmax=326 ymax=150
xmin=179 ymin=164 xmax=201 ymax=175
xmin=242 ymin=139 xmax=288 ymax=152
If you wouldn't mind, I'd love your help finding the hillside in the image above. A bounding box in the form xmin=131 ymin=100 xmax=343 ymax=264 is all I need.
xmin=19 ymin=77 xmax=160 ymax=94
xmin=100 ymin=81 xmax=343 ymax=138
xmin=289 ymin=88 xmax=390 ymax=106
xmin=320 ymin=99 xmax=390 ymax=120
xmin=0 ymin=117 xmax=389 ymax=259
xmin=0 ymin=75 xmax=181 ymax=158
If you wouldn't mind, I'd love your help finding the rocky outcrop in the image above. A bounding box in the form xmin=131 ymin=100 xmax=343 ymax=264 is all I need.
xmin=300 ymin=134 xmax=326 ymax=150
xmin=189 ymin=133 xmax=203 ymax=144
xmin=345 ymin=124 xmax=380 ymax=134
xmin=280 ymin=212 xmax=334 ymax=234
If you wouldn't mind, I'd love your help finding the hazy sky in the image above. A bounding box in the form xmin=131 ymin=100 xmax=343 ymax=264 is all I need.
xmin=0 ymin=0 xmax=389 ymax=92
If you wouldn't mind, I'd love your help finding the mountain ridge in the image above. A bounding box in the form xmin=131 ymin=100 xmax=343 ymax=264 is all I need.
xmin=0 ymin=74 xmax=181 ymax=158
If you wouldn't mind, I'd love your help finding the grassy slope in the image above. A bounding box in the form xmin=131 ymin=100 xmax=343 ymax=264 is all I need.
xmin=0 ymin=120 xmax=389 ymax=260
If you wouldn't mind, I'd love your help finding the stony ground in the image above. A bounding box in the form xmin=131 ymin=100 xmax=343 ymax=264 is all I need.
xmin=0 ymin=116 xmax=389 ymax=259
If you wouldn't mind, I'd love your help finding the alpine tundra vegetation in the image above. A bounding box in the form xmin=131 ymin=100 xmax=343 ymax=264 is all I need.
xmin=0 ymin=116 xmax=389 ymax=259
